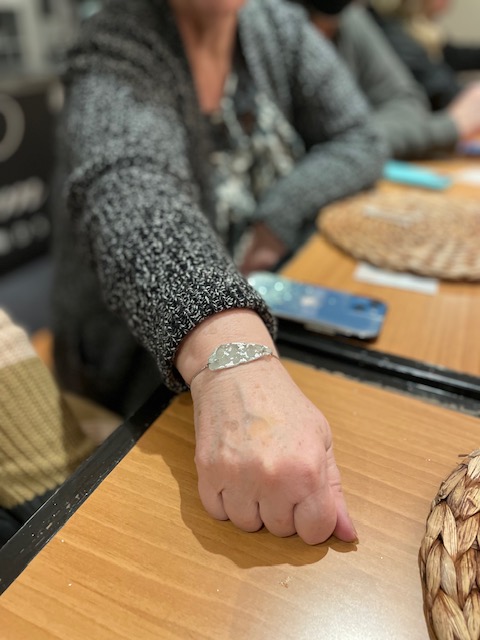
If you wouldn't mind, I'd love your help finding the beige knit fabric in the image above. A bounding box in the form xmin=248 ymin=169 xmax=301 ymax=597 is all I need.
xmin=0 ymin=310 xmax=37 ymax=368
xmin=0 ymin=310 xmax=95 ymax=508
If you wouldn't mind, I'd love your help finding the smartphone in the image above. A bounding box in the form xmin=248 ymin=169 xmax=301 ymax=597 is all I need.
xmin=248 ymin=272 xmax=387 ymax=340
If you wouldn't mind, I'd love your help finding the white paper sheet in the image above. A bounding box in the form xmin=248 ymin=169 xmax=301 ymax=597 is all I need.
xmin=453 ymin=169 xmax=480 ymax=186
xmin=354 ymin=263 xmax=439 ymax=295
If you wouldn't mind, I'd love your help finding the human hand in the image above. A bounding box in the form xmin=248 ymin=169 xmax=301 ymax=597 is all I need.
xmin=448 ymin=82 xmax=480 ymax=140
xmin=238 ymin=223 xmax=288 ymax=276
xmin=175 ymin=309 xmax=356 ymax=544
xmin=190 ymin=357 xmax=356 ymax=545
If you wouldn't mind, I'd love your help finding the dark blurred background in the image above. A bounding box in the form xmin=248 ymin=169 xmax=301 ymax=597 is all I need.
xmin=0 ymin=0 xmax=102 ymax=333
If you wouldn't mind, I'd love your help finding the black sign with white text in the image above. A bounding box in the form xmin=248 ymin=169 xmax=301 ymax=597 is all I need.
xmin=0 ymin=78 xmax=56 ymax=274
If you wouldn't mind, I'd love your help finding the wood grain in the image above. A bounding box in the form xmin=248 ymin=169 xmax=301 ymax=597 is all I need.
xmin=282 ymin=160 xmax=480 ymax=376
xmin=2 ymin=360 xmax=480 ymax=639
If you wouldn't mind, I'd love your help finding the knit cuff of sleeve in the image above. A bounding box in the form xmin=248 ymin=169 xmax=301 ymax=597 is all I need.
xmin=429 ymin=112 xmax=459 ymax=151
xmin=255 ymin=198 xmax=315 ymax=253
xmin=156 ymin=267 xmax=277 ymax=393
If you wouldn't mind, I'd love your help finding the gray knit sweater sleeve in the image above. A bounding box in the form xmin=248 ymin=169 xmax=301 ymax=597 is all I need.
xmin=338 ymin=7 xmax=458 ymax=160
xmin=58 ymin=0 xmax=385 ymax=394
xmin=63 ymin=70 xmax=275 ymax=392
xmin=251 ymin=6 xmax=386 ymax=250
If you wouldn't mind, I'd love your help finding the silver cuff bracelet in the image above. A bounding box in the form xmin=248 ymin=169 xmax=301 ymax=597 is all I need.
xmin=189 ymin=342 xmax=278 ymax=387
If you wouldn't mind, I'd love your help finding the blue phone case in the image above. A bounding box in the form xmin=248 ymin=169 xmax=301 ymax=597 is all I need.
xmin=248 ymin=272 xmax=387 ymax=340
xmin=383 ymin=160 xmax=452 ymax=190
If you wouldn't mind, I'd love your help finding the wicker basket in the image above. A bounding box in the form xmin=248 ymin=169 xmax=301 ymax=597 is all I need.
xmin=419 ymin=450 xmax=480 ymax=640
xmin=319 ymin=191 xmax=480 ymax=281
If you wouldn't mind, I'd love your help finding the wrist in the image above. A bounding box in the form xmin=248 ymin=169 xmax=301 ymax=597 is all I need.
xmin=190 ymin=352 xmax=284 ymax=395
xmin=174 ymin=309 xmax=277 ymax=387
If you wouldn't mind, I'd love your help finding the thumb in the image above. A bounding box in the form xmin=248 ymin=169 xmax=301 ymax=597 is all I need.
xmin=332 ymin=486 xmax=357 ymax=542
xmin=326 ymin=445 xmax=357 ymax=542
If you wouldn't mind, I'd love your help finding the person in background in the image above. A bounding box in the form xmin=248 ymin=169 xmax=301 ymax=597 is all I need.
xmin=52 ymin=0 xmax=385 ymax=545
xmin=295 ymin=0 xmax=480 ymax=159
xmin=0 ymin=310 xmax=95 ymax=546
xmin=370 ymin=0 xmax=480 ymax=110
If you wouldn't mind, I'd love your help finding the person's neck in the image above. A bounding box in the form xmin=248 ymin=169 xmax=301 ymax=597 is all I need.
xmin=172 ymin=6 xmax=238 ymax=60
xmin=170 ymin=2 xmax=239 ymax=112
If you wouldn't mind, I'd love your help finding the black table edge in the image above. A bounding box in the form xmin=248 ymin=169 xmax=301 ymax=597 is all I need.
xmin=277 ymin=321 xmax=480 ymax=417
xmin=0 ymin=384 xmax=175 ymax=595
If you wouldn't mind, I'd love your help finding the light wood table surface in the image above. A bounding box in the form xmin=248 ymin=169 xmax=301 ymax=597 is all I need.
xmin=2 ymin=360 xmax=480 ymax=639
xmin=282 ymin=159 xmax=480 ymax=377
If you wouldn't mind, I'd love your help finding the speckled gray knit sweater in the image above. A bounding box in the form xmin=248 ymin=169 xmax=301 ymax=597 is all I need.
xmin=52 ymin=0 xmax=384 ymax=413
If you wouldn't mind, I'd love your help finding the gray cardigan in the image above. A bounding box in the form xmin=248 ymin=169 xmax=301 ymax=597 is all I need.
xmin=337 ymin=6 xmax=458 ymax=159
xmin=52 ymin=0 xmax=384 ymax=413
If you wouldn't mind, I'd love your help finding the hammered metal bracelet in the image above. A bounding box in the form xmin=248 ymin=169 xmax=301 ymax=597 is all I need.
xmin=188 ymin=342 xmax=278 ymax=387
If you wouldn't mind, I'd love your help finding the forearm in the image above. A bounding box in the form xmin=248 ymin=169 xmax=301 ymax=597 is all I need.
xmin=374 ymin=105 xmax=458 ymax=159
xmin=255 ymin=123 xmax=385 ymax=250
xmin=370 ymin=17 xmax=461 ymax=109
xmin=69 ymin=167 xmax=275 ymax=391
xmin=338 ymin=8 xmax=457 ymax=159
xmin=257 ymin=15 xmax=385 ymax=249
xmin=62 ymin=77 xmax=275 ymax=391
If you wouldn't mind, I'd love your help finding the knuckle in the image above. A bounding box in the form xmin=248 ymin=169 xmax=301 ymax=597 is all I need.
xmin=267 ymin=514 xmax=295 ymax=536
xmin=236 ymin=518 xmax=263 ymax=533
xmin=194 ymin=450 xmax=215 ymax=475
xmin=264 ymin=457 xmax=320 ymax=494
xmin=296 ymin=461 xmax=321 ymax=492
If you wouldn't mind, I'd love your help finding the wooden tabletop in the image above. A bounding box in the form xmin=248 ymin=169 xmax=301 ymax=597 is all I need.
xmin=2 ymin=359 xmax=480 ymax=639
xmin=282 ymin=159 xmax=480 ymax=377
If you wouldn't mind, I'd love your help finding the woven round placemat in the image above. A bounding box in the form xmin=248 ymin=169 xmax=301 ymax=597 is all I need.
xmin=419 ymin=450 xmax=480 ymax=640
xmin=319 ymin=190 xmax=480 ymax=280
